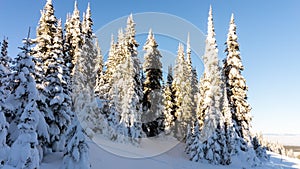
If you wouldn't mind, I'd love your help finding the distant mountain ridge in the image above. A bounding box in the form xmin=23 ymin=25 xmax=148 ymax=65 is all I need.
xmin=264 ymin=134 xmax=300 ymax=146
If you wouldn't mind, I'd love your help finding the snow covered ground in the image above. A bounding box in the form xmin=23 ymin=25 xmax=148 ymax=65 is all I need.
xmin=41 ymin=135 xmax=300 ymax=169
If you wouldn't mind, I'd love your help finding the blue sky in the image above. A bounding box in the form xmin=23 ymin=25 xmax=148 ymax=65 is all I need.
xmin=1 ymin=0 xmax=300 ymax=134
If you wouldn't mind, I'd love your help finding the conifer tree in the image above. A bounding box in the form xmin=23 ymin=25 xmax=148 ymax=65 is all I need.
xmin=80 ymin=4 xmax=98 ymax=91
xmin=5 ymin=37 xmax=48 ymax=168
xmin=185 ymin=34 xmax=197 ymax=123
xmin=196 ymin=73 xmax=210 ymax=129
xmin=0 ymin=37 xmax=10 ymax=69
xmin=186 ymin=120 xmax=204 ymax=162
xmin=0 ymin=37 xmax=11 ymax=119
xmin=64 ymin=1 xmax=83 ymax=77
xmin=99 ymin=34 xmax=116 ymax=100
xmin=223 ymin=14 xmax=252 ymax=146
xmin=44 ymin=18 xmax=73 ymax=151
xmin=72 ymin=4 xmax=101 ymax=138
xmin=172 ymin=43 xmax=193 ymax=140
xmin=222 ymin=88 xmax=236 ymax=156
xmin=103 ymin=15 xmax=143 ymax=143
xmin=200 ymin=6 xmax=223 ymax=140
xmin=172 ymin=43 xmax=185 ymax=139
xmin=96 ymin=33 xmax=120 ymax=139
xmin=252 ymin=136 xmax=269 ymax=161
xmin=187 ymin=6 xmax=231 ymax=165
xmin=33 ymin=0 xmax=73 ymax=152
xmin=191 ymin=68 xmax=199 ymax=105
xmin=98 ymin=26 xmax=127 ymax=105
xmin=94 ymin=40 xmax=104 ymax=97
xmin=7 ymin=102 xmax=40 ymax=169
xmin=31 ymin=0 xmax=56 ymax=151
xmin=124 ymin=14 xmax=143 ymax=114
xmin=163 ymin=65 xmax=176 ymax=135
xmin=32 ymin=0 xmax=57 ymax=148
xmin=101 ymin=29 xmax=126 ymax=105
xmin=61 ymin=118 xmax=90 ymax=169
xmin=223 ymin=14 xmax=268 ymax=162
xmin=142 ymin=29 xmax=163 ymax=136
xmin=112 ymin=53 xmax=144 ymax=144
xmin=186 ymin=120 xmax=232 ymax=165
xmin=0 ymin=111 xmax=9 ymax=167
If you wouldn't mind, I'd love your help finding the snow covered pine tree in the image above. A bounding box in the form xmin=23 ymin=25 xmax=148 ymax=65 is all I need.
xmin=142 ymin=29 xmax=164 ymax=137
xmin=0 ymin=111 xmax=9 ymax=167
xmin=223 ymin=13 xmax=268 ymax=163
xmin=223 ymin=13 xmax=252 ymax=151
xmin=5 ymin=36 xmax=46 ymax=169
xmin=61 ymin=118 xmax=90 ymax=169
xmin=163 ymin=65 xmax=176 ymax=135
xmin=72 ymin=3 xmax=103 ymax=138
xmin=186 ymin=6 xmax=231 ymax=165
xmin=32 ymin=0 xmax=66 ymax=152
xmin=111 ymin=44 xmax=144 ymax=145
xmin=0 ymin=37 xmax=11 ymax=123
xmin=172 ymin=43 xmax=193 ymax=140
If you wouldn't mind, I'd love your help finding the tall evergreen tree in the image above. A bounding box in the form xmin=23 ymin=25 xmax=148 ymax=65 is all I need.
xmin=31 ymin=1 xmax=53 ymax=115
xmin=142 ymin=29 xmax=163 ymax=137
xmin=101 ymin=29 xmax=127 ymax=104
xmin=185 ymin=34 xmax=197 ymax=123
xmin=33 ymin=0 xmax=73 ymax=152
xmin=124 ymin=14 xmax=143 ymax=114
xmin=99 ymin=34 xmax=116 ymax=100
xmin=5 ymin=37 xmax=47 ymax=168
xmin=44 ymin=17 xmax=73 ymax=152
xmin=187 ymin=6 xmax=231 ymax=165
xmin=172 ymin=43 xmax=193 ymax=140
xmin=0 ymin=37 xmax=10 ymax=69
xmin=196 ymin=73 xmax=210 ymax=129
xmin=31 ymin=0 xmax=56 ymax=152
xmin=172 ymin=43 xmax=185 ymax=139
xmin=223 ymin=14 xmax=268 ymax=163
xmin=104 ymin=15 xmax=144 ymax=144
xmin=80 ymin=4 xmax=98 ymax=91
xmin=72 ymin=4 xmax=101 ymax=138
xmin=94 ymin=40 xmax=104 ymax=97
xmin=222 ymin=88 xmax=236 ymax=157
xmin=200 ymin=5 xmax=223 ymax=140
xmin=223 ymin=14 xmax=252 ymax=146
xmin=0 ymin=37 xmax=11 ymax=119
xmin=112 ymin=54 xmax=144 ymax=144
xmin=99 ymin=31 xmax=126 ymax=139
xmin=64 ymin=1 xmax=83 ymax=77
xmin=196 ymin=72 xmax=210 ymax=130
xmin=163 ymin=65 xmax=176 ymax=135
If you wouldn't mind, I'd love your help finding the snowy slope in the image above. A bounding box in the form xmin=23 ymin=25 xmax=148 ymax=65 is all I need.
xmin=41 ymin=135 xmax=300 ymax=169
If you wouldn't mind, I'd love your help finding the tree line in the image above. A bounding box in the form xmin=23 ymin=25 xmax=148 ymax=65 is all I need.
xmin=0 ymin=1 xmax=293 ymax=169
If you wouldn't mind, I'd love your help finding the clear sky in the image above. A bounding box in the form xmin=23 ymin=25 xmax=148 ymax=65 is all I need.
xmin=0 ymin=0 xmax=299 ymax=134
